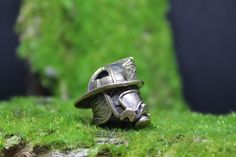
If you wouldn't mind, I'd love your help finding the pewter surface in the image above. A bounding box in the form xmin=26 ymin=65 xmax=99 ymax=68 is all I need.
xmin=75 ymin=57 xmax=150 ymax=128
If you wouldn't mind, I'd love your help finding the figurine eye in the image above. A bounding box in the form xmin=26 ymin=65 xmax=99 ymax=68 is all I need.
xmin=95 ymin=70 xmax=109 ymax=79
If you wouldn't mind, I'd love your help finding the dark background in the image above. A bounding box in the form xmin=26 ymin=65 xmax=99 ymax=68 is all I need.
xmin=0 ymin=0 xmax=26 ymax=99
xmin=169 ymin=0 xmax=236 ymax=114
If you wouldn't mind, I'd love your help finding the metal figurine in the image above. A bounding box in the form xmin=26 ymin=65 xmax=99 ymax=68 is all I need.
xmin=75 ymin=57 xmax=150 ymax=129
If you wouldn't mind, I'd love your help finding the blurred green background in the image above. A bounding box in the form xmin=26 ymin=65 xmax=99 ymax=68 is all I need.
xmin=17 ymin=0 xmax=185 ymax=110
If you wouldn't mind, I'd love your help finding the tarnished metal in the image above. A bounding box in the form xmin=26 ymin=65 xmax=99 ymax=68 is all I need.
xmin=75 ymin=57 xmax=150 ymax=129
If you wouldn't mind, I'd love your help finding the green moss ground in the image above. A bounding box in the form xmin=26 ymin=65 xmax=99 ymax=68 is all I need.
xmin=0 ymin=97 xmax=236 ymax=156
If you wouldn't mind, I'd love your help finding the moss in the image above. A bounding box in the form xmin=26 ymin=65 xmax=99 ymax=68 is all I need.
xmin=0 ymin=97 xmax=236 ymax=156
xmin=16 ymin=0 xmax=183 ymax=110
xmin=0 ymin=97 xmax=95 ymax=151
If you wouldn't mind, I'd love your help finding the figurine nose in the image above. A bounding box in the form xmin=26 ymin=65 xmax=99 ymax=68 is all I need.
xmin=119 ymin=108 xmax=137 ymax=122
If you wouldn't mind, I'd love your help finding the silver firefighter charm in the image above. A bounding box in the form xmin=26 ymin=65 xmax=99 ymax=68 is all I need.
xmin=75 ymin=57 xmax=150 ymax=129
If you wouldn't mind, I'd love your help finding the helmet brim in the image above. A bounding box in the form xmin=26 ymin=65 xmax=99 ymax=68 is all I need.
xmin=75 ymin=80 xmax=144 ymax=108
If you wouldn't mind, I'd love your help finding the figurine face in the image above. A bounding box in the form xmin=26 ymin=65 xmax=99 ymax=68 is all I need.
xmin=92 ymin=86 xmax=150 ymax=128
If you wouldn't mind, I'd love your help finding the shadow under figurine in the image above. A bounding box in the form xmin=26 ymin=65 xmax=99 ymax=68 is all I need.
xmin=75 ymin=57 xmax=150 ymax=129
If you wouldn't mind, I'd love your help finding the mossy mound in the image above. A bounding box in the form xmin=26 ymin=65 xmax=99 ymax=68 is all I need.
xmin=17 ymin=0 xmax=182 ymax=110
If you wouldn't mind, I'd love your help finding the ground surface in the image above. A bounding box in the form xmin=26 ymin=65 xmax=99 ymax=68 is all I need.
xmin=0 ymin=97 xmax=235 ymax=157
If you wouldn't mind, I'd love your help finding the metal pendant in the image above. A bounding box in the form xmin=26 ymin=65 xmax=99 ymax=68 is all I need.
xmin=75 ymin=57 xmax=150 ymax=129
